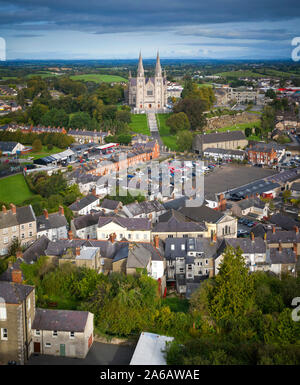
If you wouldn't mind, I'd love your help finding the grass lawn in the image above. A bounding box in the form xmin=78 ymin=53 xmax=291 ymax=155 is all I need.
xmin=216 ymin=70 xmax=263 ymax=79
xmin=156 ymin=113 xmax=179 ymax=151
xmin=18 ymin=145 xmax=64 ymax=161
xmin=26 ymin=71 xmax=59 ymax=79
xmin=0 ymin=174 xmax=35 ymax=205
xmin=211 ymin=120 xmax=261 ymax=133
xmin=129 ymin=114 xmax=150 ymax=135
xmin=162 ymin=296 xmax=189 ymax=313
xmin=197 ymin=83 xmax=213 ymax=88
xmin=70 ymin=74 xmax=128 ymax=83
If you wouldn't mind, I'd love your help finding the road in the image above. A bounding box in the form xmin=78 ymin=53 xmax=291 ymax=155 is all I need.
xmin=27 ymin=341 xmax=135 ymax=365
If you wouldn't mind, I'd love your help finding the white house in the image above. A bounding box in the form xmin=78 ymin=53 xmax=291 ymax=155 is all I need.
xmin=69 ymin=193 xmax=100 ymax=216
xmin=36 ymin=207 xmax=68 ymax=241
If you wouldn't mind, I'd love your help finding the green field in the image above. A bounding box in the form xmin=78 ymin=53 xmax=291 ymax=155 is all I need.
xmin=70 ymin=74 xmax=128 ymax=83
xmin=156 ymin=113 xmax=179 ymax=151
xmin=129 ymin=114 xmax=150 ymax=135
xmin=0 ymin=174 xmax=35 ymax=205
xmin=216 ymin=70 xmax=263 ymax=79
xmin=197 ymin=83 xmax=213 ymax=88
xmin=208 ymin=120 xmax=262 ymax=141
xmin=18 ymin=145 xmax=64 ymax=161
xmin=27 ymin=71 xmax=59 ymax=79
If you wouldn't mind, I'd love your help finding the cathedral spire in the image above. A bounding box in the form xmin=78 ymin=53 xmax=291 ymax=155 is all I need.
xmin=155 ymin=50 xmax=162 ymax=77
xmin=137 ymin=51 xmax=144 ymax=77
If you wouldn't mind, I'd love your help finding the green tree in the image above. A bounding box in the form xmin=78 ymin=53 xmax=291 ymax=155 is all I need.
xmin=166 ymin=112 xmax=190 ymax=134
xmin=32 ymin=138 xmax=42 ymax=152
xmin=177 ymin=131 xmax=194 ymax=152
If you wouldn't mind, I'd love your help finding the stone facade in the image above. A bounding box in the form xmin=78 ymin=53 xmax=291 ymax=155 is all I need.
xmin=127 ymin=52 xmax=168 ymax=113
xmin=205 ymin=112 xmax=259 ymax=131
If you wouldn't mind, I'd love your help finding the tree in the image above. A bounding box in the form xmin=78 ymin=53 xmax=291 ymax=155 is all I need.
xmin=282 ymin=190 xmax=292 ymax=202
xmin=173 ymin=98 xmax=207 ymax=131
xmin=177 ymin=131 xmax=194 ymax=152
xmin=166 ymin=112 xmax=190 ymax=134
xmin=265 ymin=89 xmax=276 ymax=99
xmin=245 ymin=127 xmax=252 ymax=137
xmin=116 ymin=110 xmax=131 ymax=124
xmin=208 ymin=246 xmax=256 ymax=328
xmin=32 ymin=139 xmax=42 ymax=152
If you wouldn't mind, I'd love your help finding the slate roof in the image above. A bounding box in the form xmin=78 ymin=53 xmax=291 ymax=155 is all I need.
xmin=0 ymin=205 xmax=36 ymax=229
xmin=291 ymin=182 xmax=300 ymax=192
xmin=37 ymin=212 xmax=68 ymax=232
xmin=163 ymin=196 xmax=188 ymax=211
xmin=101 ymin=198 xmax=121 ymax=211
xmin=153 ymin=211 xmax=206 ymax=233
xmin=45 ymin=238 xmax=163 ymax=262
xmin=73 ymin=211 xmax=106 ymax=230
xmin=203 ymin=147 xmax=245 ymax=156
xmin=236 ymin=197 xmax=265 ymax=210
xmin=269 ymin=214 xmax=300 ymax=231
xmin=165 ymin=237 xmax=220 ymax=260
xmin=0 ymin=281 xmax=34 ymax=304
xmin=125 ymin=200 xmax=164 ymax=216
xmin=179 ymin=205 xmax=224 ymax=224
xmin=0 ymin=141 xmax=19 ymax=152
xmin=98 ymin=216 xmax=151 ymax=231
xmin=0 ymin=261 xmax=23 ymax=282
xmin=127 ymin=243 xmax=152 ymax=268
xmin=269 ymin=248 xmax=296 ymax=264
xmin=32 ymin=308 xmax=89 ymax=332
xmin=266 ymin=229 xmax=300 ymax=244
xmin=22 ymin=235 xmax=50 ymax=263
xmin=198 ymin=130 xmax=246 ymax=144
xmin=217 ymin=237 xmax=266 ymax=256
xmin=69 ymin=194 xmax=99 ymax=212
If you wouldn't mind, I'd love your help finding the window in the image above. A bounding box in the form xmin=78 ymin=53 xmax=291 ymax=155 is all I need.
xmin=1 ymin=328 xmax=8 ymax=340
xmin=0 ymin=302 xmax=6 ymax=320
xmin=27 ymin=298 xmax=31 ymax=311
xmin=2 ymin=228 xmax=8 ymax=234
xmin=21 ymin=234 xmax=25 ymax=239
xmin=205 ymin=259 xmax=208 ymax=265
xmin=28 ymin=318 xmax=31 ymax=330
xmin=70 ymin=331 xmax=75 ymax=339
xmin=168 ymin=235 xmax=173 ymax=238
xmin=3 ymin=237 xmax=8 ymax=244
xmin=29 ymin=223 xmax=32 ymax=228
xmin=12 ymin=226 xmax=17 ymax=232
xmin=135 ymin=234 xmax=139 ymax=240
xmin=128 ymin=234 xmax=131 ymax=239
xmin=45 ymin=342 xmax=51 ymax=348
xmin=119 ymin=234 xmax=123 ymax=239
xmin=21 ymin=225 xmax=25 ymax=230
xmin=181 ymin=244 xmax=185 ymax=250
xmin=35 ymin=330 xmax=40 ymax=336
xmin=29 ymin=232 xmax=33 ymax=237
xmin=144 ymin=234 xmax=147 ymax=240
xmin=53 ymin=330 xmax=58 ymax=337
xmin=170 ymin=244 xmax=175 ymax=250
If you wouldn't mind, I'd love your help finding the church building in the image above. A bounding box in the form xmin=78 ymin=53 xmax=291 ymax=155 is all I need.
xmin=127 ymin=52 xmax=168 ymax=113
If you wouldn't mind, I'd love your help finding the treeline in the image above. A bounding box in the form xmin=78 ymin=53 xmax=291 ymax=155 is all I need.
xmin=166 ymin=246 xmax=300 ymax=365
xmin=22 ymin=171 xmax=81 ymax=220
xmin=0 ymin=130 xmax=74 ymax=149
xmin=13 ymin=77 xmax=126 ymax=132
xmin=21 ymin=260 xmax=192 ymax=340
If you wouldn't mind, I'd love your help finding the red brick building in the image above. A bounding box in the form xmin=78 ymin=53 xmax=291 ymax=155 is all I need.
xmin=247 ymin=144 xmax=277 ymax=165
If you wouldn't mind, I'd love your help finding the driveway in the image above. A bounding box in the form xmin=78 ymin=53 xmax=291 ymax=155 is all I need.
xmin=27 ymin=342 xmax=136 ymax=365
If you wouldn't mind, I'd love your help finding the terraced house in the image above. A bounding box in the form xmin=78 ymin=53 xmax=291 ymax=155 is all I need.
xmin=0 ymin=204 xmax=37 ymax=256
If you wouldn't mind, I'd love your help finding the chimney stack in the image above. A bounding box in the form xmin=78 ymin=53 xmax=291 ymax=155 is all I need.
xmin=59 ymin=205 xmax=64 ymax=216
xmin=91 ymin=188 xmax=97 ymax=197
xmin=213 ymin=232 xmax=217 ymax=243
xmin=294 ymin=226 xmax=299 ymax=235
xmin=16 ymin=250 xmax=23 ymax=259
xmin=109 ymin=233 xmax=116 ymax=244
xmin=12 ymin=269 xmax=22 ymax=284
xmin=76 ymin=246 xmax=81 ymax=256
xmin=43 ymin=208 xmax=49 ymax=219
xmin=68 ymin=230 xmax=73 ymax=240
xmin=154 ymin=235 xmax=159 ymax=249
xmin=293 ymin=242 xmax=297 ymax=256
xmin=272 ymin=226 xmax=276 ymax=234
xmin=278 ymin=242 xmax=282 ymax=253
xmin=2 ymin=205 xmax=7 ymax=214
xmin=251 ymin=232 xmax=255 ymax=242
xmin=10 ymin=203 xmax=16 ymax=215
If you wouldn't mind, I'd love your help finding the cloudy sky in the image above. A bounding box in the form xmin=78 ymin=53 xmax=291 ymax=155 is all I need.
xmin=0 ymin=0 xmax=300 ymax=60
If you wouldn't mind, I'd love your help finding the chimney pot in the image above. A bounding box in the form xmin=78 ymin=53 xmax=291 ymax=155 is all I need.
xmin=12 ymin=269 xmax=22 ymax=284
xmin=251 ymin=232 xmax=254 ymax=242
xmin=43 ymin=208 xmax=49 ymax=219
xmin=154 ymin=235 xmax=159 ymax=249
xmin=10 ymin=203 xmax=16 ymax=215
xmin=68 ymin=230 xmax=73 ymax=240
xmin=76 ymin=246 xmax=81 ymax=256
xmin=294 ymin=226 xmax=299 ymax=234
xmin=59 ymin=205 xmax=64 ymax=216
xmin=272 ymin=226 xmax=276 ymax=234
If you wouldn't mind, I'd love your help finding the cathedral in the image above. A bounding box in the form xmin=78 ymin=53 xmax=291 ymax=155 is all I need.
xmin=127 ymin=52 xmax=168 ymax=113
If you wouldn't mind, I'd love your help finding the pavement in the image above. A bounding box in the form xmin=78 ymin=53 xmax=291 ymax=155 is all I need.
xmin=27 ymin=341 xmax=136 ymax=366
